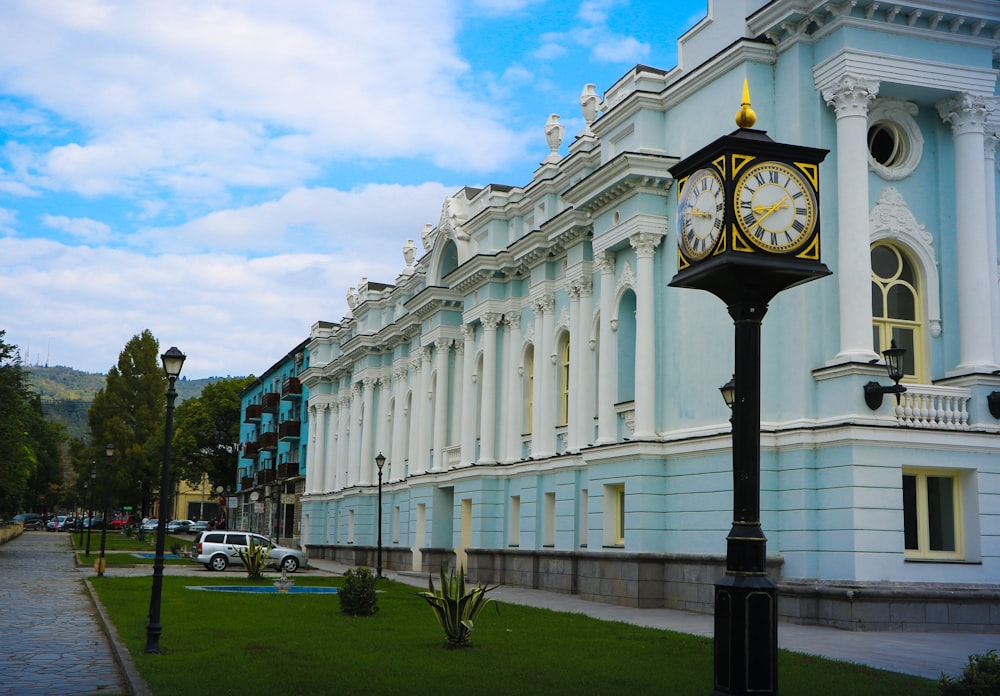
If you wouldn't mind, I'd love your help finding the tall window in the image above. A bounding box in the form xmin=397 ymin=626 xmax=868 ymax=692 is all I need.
xmin=872 ymin=242 xmax=924 ymax=382
xmin=543 ymin=492 xmax=556 ymax=547
xmin=903 ymin=469 xmax=963 ymax=560
xmin=603 ymin=483 xmax=625 ymax=547
xmin=523 ymin=346 xmax=534 ymax=435
xmin=508 ymin=496 xmax=520 ymax=547
xmin=558 ymin=335 xmax=570 ymax=426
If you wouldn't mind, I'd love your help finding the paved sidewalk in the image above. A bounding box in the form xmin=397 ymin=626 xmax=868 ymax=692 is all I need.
xmin=0 ymin=530 xmax=126 ymax=696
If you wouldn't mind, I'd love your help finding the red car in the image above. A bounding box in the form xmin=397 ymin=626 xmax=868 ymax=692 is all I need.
xmin=110 ymin=516 xmax=129 ymax=529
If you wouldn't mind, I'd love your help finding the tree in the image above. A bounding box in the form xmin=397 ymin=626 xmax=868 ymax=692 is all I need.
xmin=0 ymin=330 xmax=66 ymax=516
xmin=87 ymin=330 xmax=166 ymax=518
xmin=171 ymin=376 xmax=254 ymax=493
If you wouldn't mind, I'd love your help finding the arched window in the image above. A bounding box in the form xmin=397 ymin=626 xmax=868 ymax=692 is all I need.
xmin=440 ymin=240 xmax=459 ymax=279
xmin=871 ymin=241 xmax=924 ymax=382
xmin=616 ymin=290 xmax=637 ymax=402
xmin=558 ymin=334 xmax=570 ymax=426
xmin=523 ymin=345 xmax=534 ymax=435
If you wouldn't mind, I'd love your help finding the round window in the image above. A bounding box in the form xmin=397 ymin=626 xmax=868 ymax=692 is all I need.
xmin=867 ymin=99 xmax=923 ymax=181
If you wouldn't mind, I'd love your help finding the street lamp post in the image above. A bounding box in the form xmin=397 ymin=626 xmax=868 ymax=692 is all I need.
xmin=97 ymin=443 xmax=114 ymax=576
xmin=375 ymin=452 xmax=386 ymax=578
xmin=85 ymin=466 xmax=96 ymax=556
xmin=145 ymin=346 xmax=185 ymax=654
xmin=80 ymin=481 xmax=88 ymax=547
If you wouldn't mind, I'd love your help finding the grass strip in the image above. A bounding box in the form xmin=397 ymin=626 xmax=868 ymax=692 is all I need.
xmin=91 ymin=575 xmax=936 ymax=696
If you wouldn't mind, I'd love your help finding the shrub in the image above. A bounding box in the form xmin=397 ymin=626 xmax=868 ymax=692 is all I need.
xmin=339 ymin=566 xmax=379 ymax=616
xmin=417 ymin=567 xmax=497 ymax=648
xmin=939 ymin=650 xmax=1000 ymax=695
xmin=236 ymin=537 xmax=271 ymax=580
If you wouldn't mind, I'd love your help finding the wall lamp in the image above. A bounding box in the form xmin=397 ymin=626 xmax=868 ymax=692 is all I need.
xmin=864 ymin=340 xmax=907 ymax=410
xmin=719 ymin=375 xmax=735 ymax=410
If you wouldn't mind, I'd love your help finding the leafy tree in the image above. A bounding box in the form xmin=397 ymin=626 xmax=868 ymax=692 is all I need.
xmin=0 ymin=330 xmax=66 ymax=516
xmin=87 ymin=330 xmax=167 ymax=518
xmin=172 ymin=376 xmax=254 ymax=493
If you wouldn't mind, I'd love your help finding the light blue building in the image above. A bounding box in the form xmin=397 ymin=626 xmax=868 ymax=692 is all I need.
xmin=237 ymin=339 xmax=309 ymax=541
xmin=259 ymin=0 xmax=1000 ymax=630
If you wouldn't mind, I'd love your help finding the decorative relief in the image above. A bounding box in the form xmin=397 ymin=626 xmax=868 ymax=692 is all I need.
xmin=617 ymin=261 xmax=635 ymax=295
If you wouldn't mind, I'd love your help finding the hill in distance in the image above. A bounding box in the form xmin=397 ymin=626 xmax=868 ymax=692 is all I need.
xmin=25 ymin=365 xmax=240 ymax=441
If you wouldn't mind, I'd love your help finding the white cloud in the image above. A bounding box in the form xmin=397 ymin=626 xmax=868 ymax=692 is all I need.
xmin=0 ymin=0 xmax=531 ymax=201
xmin=41 ymin=215 xmax=114 ymax=244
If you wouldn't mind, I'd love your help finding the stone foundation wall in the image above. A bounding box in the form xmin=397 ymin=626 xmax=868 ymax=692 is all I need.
xmin=307 ymin=544 xmax=1000 ymax=632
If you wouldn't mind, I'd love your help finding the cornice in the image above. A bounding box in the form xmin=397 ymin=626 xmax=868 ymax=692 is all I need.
xmin=561 ymin=151 xmax=678 ymax=218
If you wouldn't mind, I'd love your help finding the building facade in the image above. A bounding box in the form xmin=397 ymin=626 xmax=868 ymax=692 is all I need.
xmin=237 ymin=340 xmax=309 ymax=544
xmin=261 ymin=0 xmax=999 ymax=630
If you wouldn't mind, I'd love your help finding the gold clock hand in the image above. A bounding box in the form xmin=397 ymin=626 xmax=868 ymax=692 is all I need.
xmin=752 ymin=197 xmax=789 ymax=223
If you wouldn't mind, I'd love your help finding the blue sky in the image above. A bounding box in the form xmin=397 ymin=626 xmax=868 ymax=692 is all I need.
xmin=0 ymin=0 xmax=707 ymax=378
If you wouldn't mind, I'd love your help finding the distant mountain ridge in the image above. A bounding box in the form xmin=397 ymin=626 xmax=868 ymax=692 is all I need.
xmin=24 ymin=365 xmax=238 ymax=441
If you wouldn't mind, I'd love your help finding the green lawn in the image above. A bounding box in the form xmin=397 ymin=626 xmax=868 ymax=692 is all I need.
xmin=91 ymin=575 xmax=937 ymax=696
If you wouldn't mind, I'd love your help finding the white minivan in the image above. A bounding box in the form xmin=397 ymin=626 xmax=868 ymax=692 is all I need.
xmin=192 ymin=531 xmax=308 ymax=573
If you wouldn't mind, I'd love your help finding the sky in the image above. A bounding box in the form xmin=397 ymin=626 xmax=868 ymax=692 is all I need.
xmin=0 ymin=0 xmax=708 ymax=379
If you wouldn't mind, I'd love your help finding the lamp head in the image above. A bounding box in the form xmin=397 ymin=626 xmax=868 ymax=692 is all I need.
xmin=719 ymin=376 xmax=736 ymax=410
xmin=160 ymin=346 xmax=186 ymax=380
xmin=106 ymin=443 xmax=115 ymax=458
xmin=375 ymin=452 xmax=386 ymax=471
xmin=882 ymin=339 xmax=905 ymax=384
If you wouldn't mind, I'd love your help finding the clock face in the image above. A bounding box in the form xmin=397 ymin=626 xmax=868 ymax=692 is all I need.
xmin=677 ymin=167 xmax=725 ymax=260
xmin=734 ymin=161 xmax=817 ymax=253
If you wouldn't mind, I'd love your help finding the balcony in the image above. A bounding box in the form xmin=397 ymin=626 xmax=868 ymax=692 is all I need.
xmin=278 ymin=420 xmax=301 ymax=441
xmin=257 ymin=468 xmax=276 ymax=484
xmin=241 ymin=441 xmax=259 ymax=459
xmin=244 ymin=404 xmax=262 ymax=422
xmin=278 ymin=462 xmax=300 ymax=479
xmin=261 ymin=392 xmax=280 ymax=414
xmin=258 ymin=431 xmax=278 ymax=451
xmin=281 ymin=377 xmax=303 ymax=401
xmin=240 ymin=476 xmax=254 ymax=490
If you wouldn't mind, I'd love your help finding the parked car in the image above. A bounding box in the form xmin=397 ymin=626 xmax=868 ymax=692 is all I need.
xmin=166 ymin=519 xmax=194 ymax=534
xmin=141 ymin=519 xmax=159 ymax=531
xmin=188 ymin=520 xmax=210 ymax=534
xmin=12 ymin=513 xmax=44 ymax=530
xmin=110 ymin=516 xmax=129 ymax=529
xmin=46 ymin=515 xmax=69 ymax=532
xmin=193 ymin=531 xmax=308 ymax=573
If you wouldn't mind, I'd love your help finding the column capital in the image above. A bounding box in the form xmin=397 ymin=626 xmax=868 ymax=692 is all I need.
xmin=822 ymin=74 xmax=878 ymax=118
xmin=505 ymin=313 xmax=522 ymax=330
xmin=594 ymin=249 xmax=616 ymax=274
xmin=435 ymin=336 xmax=453 ymax=352
xmin=482 ymin=312 xmax=503 ymax=330
xmin=461 ymin=323 xmax=476 ymax=342
xmin=532 ymin=294 xmax=555 ymax=315
xmin=937 ymin=93 xmax=998 ymax=136
xmin=629 ymin=231 xmax=663 ymax=258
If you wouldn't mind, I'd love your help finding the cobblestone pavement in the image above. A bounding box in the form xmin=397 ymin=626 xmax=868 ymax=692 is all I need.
xmin=0 ymin=530 xmax=127 ymax=696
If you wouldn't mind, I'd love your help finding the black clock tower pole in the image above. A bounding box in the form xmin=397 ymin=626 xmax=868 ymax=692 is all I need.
xmin=669 ymin=82 xmax=829 ymax=695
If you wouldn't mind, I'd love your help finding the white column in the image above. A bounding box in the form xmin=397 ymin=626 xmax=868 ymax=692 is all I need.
xmin=432 ymin=338 xmax=451 ymax=471
xmin=985 ymin=127 xmax=1000 ymax=365
xmin=390 ymin=364 xmax=407 ymax=480
xmin=567 ymin=282 xmax=582 ymax=451
xmin=358 ymin=377 xmax=376 ymax=485
xmin=460 ymin=324 xmax=477 ymax=465
xmin=576 ymin=279 xmax=594 ymax=447
xmin=630 ymin=232 xmax=661 ymax=438
xmin=415 ymin=346 xmax=433 ymax=474
xmin=348 ymin=382 xmax=362 ymax=486
xmin=503 ymin=313 xmax=523 ymax=462
xmin=326 ymin=401 xmax=339 ymax=491
xmin=479 ymin=313 xmax=501 ymax=464
xmin=595 ymin=251 xmax=617 ymax=443
xmin=305 ymin=403 xmax=323 ymax=493
xmin=822 ymin=75 xmax=880 ymax=364
xmin=535 ymin=295 xmax=555 ymax=458
xmin=406 ymin=353 xmax=423 ymax=475
xmin=336 ymin=393 xmax=350 ymax=490
xmin=938 ymin=94 xmax=1000 ymax=373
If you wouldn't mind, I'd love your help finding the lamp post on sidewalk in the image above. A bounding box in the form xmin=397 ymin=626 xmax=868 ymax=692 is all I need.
xmin=85 ymin=466 xmax=96 ymax=556
xmin=96 ymin=443 xmax=114 ymax=576
xmin=145 ymin=346 xmax=185 ymax=654
xmin=375 ymin=452 xmax=386 ymax=578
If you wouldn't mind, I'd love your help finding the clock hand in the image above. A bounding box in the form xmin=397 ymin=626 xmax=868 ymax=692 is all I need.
xmin=689 ymin=208 xmax=712 ymax=219
xmin=752 ymin=197 xmax=789 ymax=224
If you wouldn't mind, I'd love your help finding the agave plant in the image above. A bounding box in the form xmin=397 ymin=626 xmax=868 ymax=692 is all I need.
xmin=236 ymin=537 xmax=271 ymax=579
xmin=417 ymin=567 xmax=498 ymax=648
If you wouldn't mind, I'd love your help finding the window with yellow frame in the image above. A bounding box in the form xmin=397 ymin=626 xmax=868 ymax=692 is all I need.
xmin=602 ymin=483 xmax=625 ymax=547
xmin=558 ymin=336 xmax=570 ymax=426
xmin=871 ymin=242 xmax=926 ymax=382
xmin=902 ymin=468 xmax=963 ymax=560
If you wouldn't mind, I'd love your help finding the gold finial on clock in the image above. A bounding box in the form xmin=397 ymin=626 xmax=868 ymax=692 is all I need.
xmin=735 ymin=78 xmax=757 ymax=129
